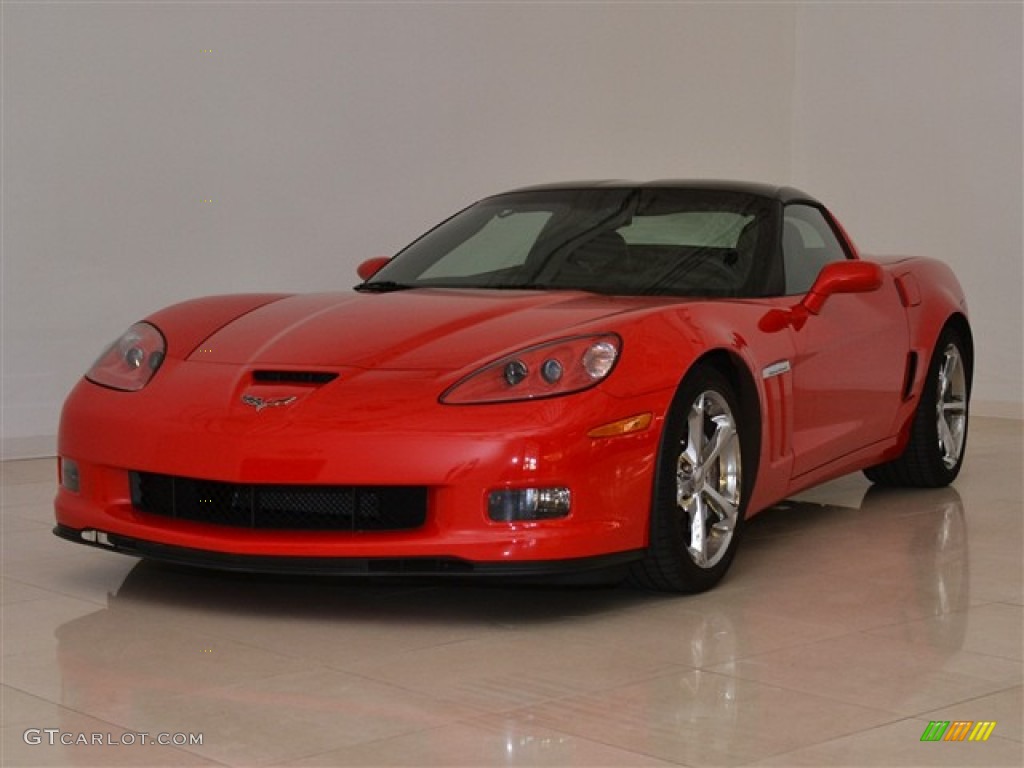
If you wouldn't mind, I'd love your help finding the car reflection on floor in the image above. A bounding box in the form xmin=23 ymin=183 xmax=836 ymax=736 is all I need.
xmin=46 ymin=486 xmax=969 ymax=765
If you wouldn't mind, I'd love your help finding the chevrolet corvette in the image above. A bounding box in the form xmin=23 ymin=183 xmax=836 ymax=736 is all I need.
xmin=54 ymin=181 xmax=972 ymax=592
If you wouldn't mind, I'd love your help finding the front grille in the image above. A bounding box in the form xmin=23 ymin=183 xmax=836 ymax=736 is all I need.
xmin=130 ymin=472 xmax=427 ymax=531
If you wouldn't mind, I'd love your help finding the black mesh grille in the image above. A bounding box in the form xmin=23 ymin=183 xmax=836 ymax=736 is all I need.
xmin=130 ymin=472 xmax=427 ymax=531
xmin=252 ymin=370 xmax=338 ymax=384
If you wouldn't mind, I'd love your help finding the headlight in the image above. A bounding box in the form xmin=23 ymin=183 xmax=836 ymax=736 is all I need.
xmin=85 ymin=322 xmax=166 ymax=391
xmin=441 ymin=334 xmax=621 ymax=404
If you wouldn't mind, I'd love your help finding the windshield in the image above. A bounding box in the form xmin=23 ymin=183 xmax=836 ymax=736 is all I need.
xmin=365 ymin=188 xmax=776 ymax=297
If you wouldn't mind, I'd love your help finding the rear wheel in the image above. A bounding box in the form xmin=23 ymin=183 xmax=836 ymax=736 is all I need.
xmin=630 ymin=367 xmax=747 ymax=593
xmin=864 ymin=326 xmax=970 ymax=487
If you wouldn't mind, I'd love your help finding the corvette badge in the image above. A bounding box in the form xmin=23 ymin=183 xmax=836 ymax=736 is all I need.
xmin=241 ymin=394 xmax=297 ymax=412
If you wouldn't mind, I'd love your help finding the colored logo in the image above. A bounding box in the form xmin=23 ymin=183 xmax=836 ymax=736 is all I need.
xmin=920 ymin=721 xmax=996 ymax=742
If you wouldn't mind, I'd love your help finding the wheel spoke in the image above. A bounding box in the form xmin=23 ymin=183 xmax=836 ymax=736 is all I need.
xmin=699 ymin=416 xmax=735 ymax=476
xmin=937 ymin=413 xmax=955 ymax=458
xmin=688 ymin=495 xmax=708 ymax=567
xmin=703 ymin=484 xmax=738 ymax=524
xmin=942 ymin=399 xmax=966 ymax=414
xmin=937 ymin=352 xmax=957 ymax=402
xmin=685 ymin=394 xmax=706 ymax=463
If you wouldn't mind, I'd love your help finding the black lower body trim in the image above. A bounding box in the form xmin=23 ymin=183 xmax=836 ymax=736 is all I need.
xmin=53 ymin=525 xmax=643 ymax=581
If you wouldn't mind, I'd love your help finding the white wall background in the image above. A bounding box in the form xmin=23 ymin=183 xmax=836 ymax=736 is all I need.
xmin=792 ymin=3 xmax=1023 ymax=417
xmin=2 ymin=2 xmax=1020 ymax=458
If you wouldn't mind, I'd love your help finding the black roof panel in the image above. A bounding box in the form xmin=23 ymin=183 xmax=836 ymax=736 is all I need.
xmin=502 ymin=179 xmax=817 ymax=205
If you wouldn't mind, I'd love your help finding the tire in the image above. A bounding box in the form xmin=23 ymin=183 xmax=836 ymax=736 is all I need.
xmin=630 ymin=366 xmax=747 ymax=593
xmin=864 ymin=326 xmax=970 ymax=487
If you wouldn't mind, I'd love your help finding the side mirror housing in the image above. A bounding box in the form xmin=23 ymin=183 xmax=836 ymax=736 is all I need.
xmin=801 ymin=260 xmax=883 ymax=315
xmin=357 ymin=256 xmax=391 ymax=281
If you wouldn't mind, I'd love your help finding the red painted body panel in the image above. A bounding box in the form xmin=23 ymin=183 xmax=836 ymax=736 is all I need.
xmin=54 ymin=197 xmax=970 ymax=575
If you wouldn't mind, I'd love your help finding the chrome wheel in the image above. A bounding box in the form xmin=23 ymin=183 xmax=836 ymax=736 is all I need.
xmin=863 ymin=326 xmax=971 ymax=488
xmin=677 ymin=390 xmax=742 ymax=569
xmin=631 ymin=366 xmax=748 ymax=592
xmin=936 ymin=343 xmax=967 ymax=470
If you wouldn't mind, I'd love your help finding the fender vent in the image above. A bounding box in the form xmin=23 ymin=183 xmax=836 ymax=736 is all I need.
xmin=902 ymin=351 xmax=918 ymax=400
xmin=252 ymin=370 xmax=338 ymax=384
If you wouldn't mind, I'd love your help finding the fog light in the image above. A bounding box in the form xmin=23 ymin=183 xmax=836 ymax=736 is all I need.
xmin=488 ymin=488 xmax=571 ymax=522
xmin=60 ymin=458 xmax=80 ymax=493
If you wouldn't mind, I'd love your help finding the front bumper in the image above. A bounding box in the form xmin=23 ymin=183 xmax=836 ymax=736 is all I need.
xmin=52 ymin=524 xmax=643 ymax=579
xmin=54 ymin=369 xmax=670 ymax=566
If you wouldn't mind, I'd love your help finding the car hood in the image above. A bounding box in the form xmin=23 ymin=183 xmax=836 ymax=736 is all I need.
xmin=186 ymin=289 xmax=677 ymax=370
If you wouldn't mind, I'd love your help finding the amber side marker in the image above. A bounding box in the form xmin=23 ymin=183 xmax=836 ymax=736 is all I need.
xmin=587 ymin=413 xmax=653 ymax=438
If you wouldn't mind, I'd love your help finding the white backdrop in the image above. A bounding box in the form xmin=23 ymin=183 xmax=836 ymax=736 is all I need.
xmin=2 ymin=2 xmax=1020 ymax=458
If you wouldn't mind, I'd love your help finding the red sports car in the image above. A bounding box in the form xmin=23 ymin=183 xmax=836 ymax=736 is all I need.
xmin=54 ymin=181 xmax=972 ymax=592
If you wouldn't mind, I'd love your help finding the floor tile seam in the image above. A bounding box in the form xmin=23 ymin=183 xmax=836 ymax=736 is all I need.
xmin=978 ymin=600 xmax=1024 ymax=611
xmin=724 ymin=713 xmax=959 ymax=766
xmin=248 ymin=720 xmax=461 ymax=768
xmin=693 ymin=665 xmax=916 ymax=725
xmin=0 ymin=575 xmax=91 ymax=605
xmin=0 ymin=583 xmax=110 ymax=613
xmin=883 ymin=687 xmax=1024 ymax=744
xmin=855 ymin=615 xmax=1024 ymax=666
xmin=150 ymin=617 xmax=488 ymax=667
xmin=699 ymin=657 xmax=1001 ymax=717
xmin=229 ymin=639 xmax=499 ymax=674
xmin=269 ymin=661 xmax=519 ymax=715
xmin=694 ymin=622 xmax=871 ymax=669
xmin=910 ymin=683 xmax=1024 ymax=716
xmin=270 ymin=713 xmax=679 ymax=768
xmin=123 ymin=660 xmax=374 ymax=704
xmin=852 ymin=602 xmax=1003 ymax=632
xmin=240 ymin=678 xmax=635 ymax=764
xmin=507 ymin=665 xmax=908 ymax=730
xmin=717 ymin=652 xmax=1023 ymax=697
xmin=331 ymin=665 xmax=588 ymax=714
xmin=939 ymin=647 xmax=1024 ymax=666
xmin=503 ymin=691 xmax=903 ymax=767
xmin=312 ymin=634 xmax=492 ymax=676
xmin=333 ymin=660 xmax=696 ymax=719
xmin=494 ymin=701 xmax=705 ymax=768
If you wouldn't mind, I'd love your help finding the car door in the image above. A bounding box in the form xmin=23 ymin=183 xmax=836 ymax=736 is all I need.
xmin=782 ymin=204 xmax=909 ymax=477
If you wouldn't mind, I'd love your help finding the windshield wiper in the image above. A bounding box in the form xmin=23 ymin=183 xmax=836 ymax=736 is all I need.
xmin=485 ymin=283 xmax=559 ymax=291
xmin=353 ymin=281 xmax=416 ymax=293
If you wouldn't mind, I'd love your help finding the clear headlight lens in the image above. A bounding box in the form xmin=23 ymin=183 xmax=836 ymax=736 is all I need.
xmin=441 ymin=334 xmax=621 ymax=404
xmin=85 ymin=322 xmax=166 ymax=391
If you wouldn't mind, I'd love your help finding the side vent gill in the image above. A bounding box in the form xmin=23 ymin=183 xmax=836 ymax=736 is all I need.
xmin=902 ymin=352 xmax=918 ymax=401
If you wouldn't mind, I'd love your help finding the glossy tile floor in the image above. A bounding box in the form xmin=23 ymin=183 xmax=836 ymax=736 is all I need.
xmin=1 ymin=417 xmax=1021 ymax=767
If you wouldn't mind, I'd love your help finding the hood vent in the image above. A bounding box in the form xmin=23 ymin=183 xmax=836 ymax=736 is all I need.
xmin=252 ymin=370 xmax=339 ymax=385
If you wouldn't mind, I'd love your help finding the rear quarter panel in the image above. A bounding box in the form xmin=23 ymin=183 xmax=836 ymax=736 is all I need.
xmin=872 ymin=255 xmax=972 ymax=460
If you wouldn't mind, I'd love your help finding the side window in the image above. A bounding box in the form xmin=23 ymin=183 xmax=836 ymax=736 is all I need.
xmin=782 ymin=204 xmax=849 ymax=295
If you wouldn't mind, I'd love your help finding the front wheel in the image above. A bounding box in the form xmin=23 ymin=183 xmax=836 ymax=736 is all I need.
xmin=630 ymin=366 xmax=747 ymax=593
xmin=864 ymin=326 xmax=970 ymax=487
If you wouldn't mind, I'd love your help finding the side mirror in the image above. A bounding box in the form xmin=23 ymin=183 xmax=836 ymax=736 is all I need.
xmin=801 ymin=260 xmax=883 ymax=315
xmin=357 ymin=256 xmax=391 ymax=281
xmin=759 ymin=260 xmax=885 ymax=333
